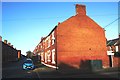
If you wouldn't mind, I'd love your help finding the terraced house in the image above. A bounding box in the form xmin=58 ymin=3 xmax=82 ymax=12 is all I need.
xmin=33 ymin=4 xmax=109 ymax=70
xmin=0 ymin=36 xmax=21 ymax=64
xmin=107 ymin=34 xmax=120 ymax=67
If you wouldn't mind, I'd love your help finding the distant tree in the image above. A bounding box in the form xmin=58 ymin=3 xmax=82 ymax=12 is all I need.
xmin=26 ymin=50 xmax=33 ymax=58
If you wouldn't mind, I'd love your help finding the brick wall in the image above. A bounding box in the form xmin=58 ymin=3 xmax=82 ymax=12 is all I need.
xmin=56 ymin=10 xmax=109 ymax=69
xmin=113 ymin=56 xmax=120 ymax=67
xmin=107 ymin=38 xmax=120 ymax=68
xmin=34 ymin=4 xmax=110 ymax=69
xmin=2 ymin=41 xmax=19 ymax=64
xmin=34 ymin=30 xmax=57 ymax=68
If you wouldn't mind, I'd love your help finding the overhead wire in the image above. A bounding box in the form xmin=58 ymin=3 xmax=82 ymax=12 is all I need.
xmin=103 ymin=17 xmax=120 ymax=29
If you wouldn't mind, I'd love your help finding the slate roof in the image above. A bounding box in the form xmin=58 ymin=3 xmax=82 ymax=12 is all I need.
xmin=107 ymin=38 xmax=119 ymax=46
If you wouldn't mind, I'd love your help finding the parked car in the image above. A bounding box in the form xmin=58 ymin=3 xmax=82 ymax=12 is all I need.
xmin=26 ymin=58 xmax=32 ymax=61
xmin=22 ymin=59 xmax=35 ymax=70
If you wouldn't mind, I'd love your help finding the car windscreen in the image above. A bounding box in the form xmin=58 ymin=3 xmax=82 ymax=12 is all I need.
xmin=24 ymin=60 xmax=33 ymax=63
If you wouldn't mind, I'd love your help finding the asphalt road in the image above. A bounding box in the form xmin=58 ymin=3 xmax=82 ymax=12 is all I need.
xmin=2 ymin=57 xmax=38 ymax=78
xmin=32 ymin=66 xmax=120 ymax=79
xmin=2 ymin=57 xmax=120 ymax=79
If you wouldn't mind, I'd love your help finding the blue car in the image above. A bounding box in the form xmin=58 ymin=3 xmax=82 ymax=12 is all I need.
xmin=23 ymin=59 xmax=35 ymax=70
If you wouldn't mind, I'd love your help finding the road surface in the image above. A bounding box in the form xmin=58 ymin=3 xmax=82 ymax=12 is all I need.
xmin=2 ymin=57 xmax=120 ymax=79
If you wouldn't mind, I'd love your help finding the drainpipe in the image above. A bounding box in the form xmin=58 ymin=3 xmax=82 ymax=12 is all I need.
xmin=55 ymin=25 xmax=58 ymax=70
xmin=118 ymin=33 xmax=120 ymax=52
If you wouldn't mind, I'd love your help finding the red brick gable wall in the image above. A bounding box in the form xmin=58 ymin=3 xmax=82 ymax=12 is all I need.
xmin=56 ymin=15 xmax=109 ymax=69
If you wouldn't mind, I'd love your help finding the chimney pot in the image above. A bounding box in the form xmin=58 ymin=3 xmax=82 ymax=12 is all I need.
xmin=76 ymin=4 xmax=86 ymax=15
xmin=58 ymin=22 xmax=60 ymax=25
xmin=41 ymin=37 xmax=43 ymax=40
xmin=11 ymin=45 xmax=13 ymax=47
xmin=0 ymin=36 xmax=2 ymax=41
xmin=8 ymin=43 xmax=11 ymax=46
xmin=4 ymin=40 xmax=7 ymax=44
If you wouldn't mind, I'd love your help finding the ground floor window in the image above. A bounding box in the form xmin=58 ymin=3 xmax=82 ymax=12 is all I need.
xmin=52 ymin=49 xmax=56 ymax=64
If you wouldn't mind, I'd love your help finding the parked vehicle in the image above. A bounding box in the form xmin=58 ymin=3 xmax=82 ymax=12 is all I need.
xmin=26 ymin=58 xmax=32 ymax=61
xmin=22 ymin=59 xmax=35 ymax=70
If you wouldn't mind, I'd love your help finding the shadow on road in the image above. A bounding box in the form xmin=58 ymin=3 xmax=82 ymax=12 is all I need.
xmin=2 ymin=57 xmax=34 ymax=78
xmin=32 ymin=62 xmax=120 ymax=79
xmin=2 ymin=58 xmax=120 ymax=80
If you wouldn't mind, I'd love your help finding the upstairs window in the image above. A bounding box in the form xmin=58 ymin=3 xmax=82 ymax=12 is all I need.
xmin=48 ymin=36 xmax=51 ymax=48
xmin=116 ymin=46 xmax=118 ymax=52
xmin=43 ymin=40 xmax=45 ymax=48
xmin=41 ymin=52 xmax=44 ymax=61
xmin=47 ymin=50 xmax=51 ymax=62
xmin=41 ymin=45 xmax=42 ymax=48
xmin=39 ymin=44 xmax=41 ymax=49
xmin=52 ymin=31 xmax=55 ymax=45
xmin=45 ymin=39 xmax=47 ymax=49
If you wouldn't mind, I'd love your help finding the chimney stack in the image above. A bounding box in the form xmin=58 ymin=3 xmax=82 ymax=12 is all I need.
xmin=4 ymin=40 xmax=7 ymax=44
xmin=41 ymin=37 xmax=43 ymax=41
xmin=8 ymin=42 xmax=11 ymax=46
xmin=18 ymin=50 xmax=21 ymax=59
xmin=0 ymin=36 xmax=2 ymax=41
xmin=58 ymin=22 xmax=60 ymax=25
xmin=76 ymin=4 xmax=86 ymax=15
xmin=11 ymin=45 xmax=13 ymax=47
